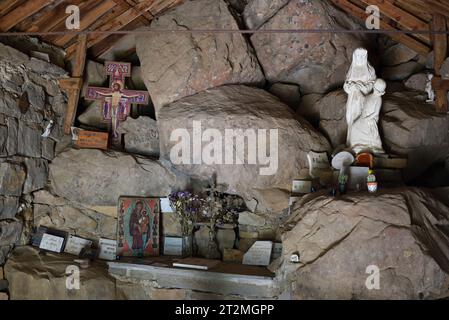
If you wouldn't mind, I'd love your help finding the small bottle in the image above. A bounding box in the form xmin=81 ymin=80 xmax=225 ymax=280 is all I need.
xmin=367 ymin=170 xmax=378 ymax=193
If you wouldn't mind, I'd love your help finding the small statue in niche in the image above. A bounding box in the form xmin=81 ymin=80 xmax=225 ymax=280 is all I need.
xmin=426 ymin=73 xmax=435 ymax=103
xmin=344 ymin=48 xmax=385 ymax=155
xmin=41 ymin=119 xmax=54 ymax=138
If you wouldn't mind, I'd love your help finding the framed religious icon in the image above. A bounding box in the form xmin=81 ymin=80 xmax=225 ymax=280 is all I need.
xmin=117 ymin=197 xmax=160 ymax=257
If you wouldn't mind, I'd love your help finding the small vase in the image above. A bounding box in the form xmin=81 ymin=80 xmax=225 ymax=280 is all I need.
xmin=339 ymin=183 xmax=347 ymax=195
xmin=182 ymin=235 xmax=193 ymax=257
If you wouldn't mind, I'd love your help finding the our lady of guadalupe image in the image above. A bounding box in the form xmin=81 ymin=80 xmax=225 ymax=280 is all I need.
xmin=117 ymin=197 xmax=160 ymax=257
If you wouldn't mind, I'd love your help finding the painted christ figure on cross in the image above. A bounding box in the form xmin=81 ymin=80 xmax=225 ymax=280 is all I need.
xmin=86 ymin=61 xmax=149 ymax=145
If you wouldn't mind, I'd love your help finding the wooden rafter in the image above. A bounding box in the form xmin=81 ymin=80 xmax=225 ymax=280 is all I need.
xmin=16 ymin=0 xmax=83 ymax=33
xmin=0 ymin=0 xmax=184 ymax=60
xmin=358 ymin=0 xmax=430 ymax=45
xmin=40 ymin=0 xmax=102 ymax=43
xmin=0 ymin=0 xmax=53 ymax=32
xmin=331 ymin=0 xmax=431 ymax=56
xmin=393 ymin=0 xmax=432 ymax=23
xmin=64 ymin=0 xmax=183 ymax=58
xmin=61 ymin=34 xmax=87 ymax=134
xmin=89 ymin=19 xmax=145 ymax=60
xmin=431 ymin=13 xmax=448 ymax=113
xmin=428 ymin=0 xmax=449 ymax=18
xmin=112 ymin=0 xmax=154 ymax=23
xmin=88 ymin=0 xmax=183 ymax=60
xmin=53 ymin=0 xmax=116 ymax=47
xmin=0 ymin=0 xmax=24 ymax=17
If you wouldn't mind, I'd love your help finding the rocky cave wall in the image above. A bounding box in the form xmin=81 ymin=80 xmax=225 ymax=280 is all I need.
xmin=0 ymin=43 xmax=67 ymax=265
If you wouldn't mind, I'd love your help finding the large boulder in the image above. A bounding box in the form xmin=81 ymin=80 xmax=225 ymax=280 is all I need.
xmin=157 ymin=85 xmax=331 ymax=213
xmin=248 ymin=0 xmax=368 ymax=94
xmin=33 ymin=190 xmax=117 ymax=240
xmin=382 ymin=61 xmax=425 ymax=81
xmin=119 ymin=116 xmax=160 ymax=157
xmin=4 ymin=246 xmax=117 ymax=300
xmin=268 ymin=82 xmax=301 ymax=110
xmin=381 ymin=43 xmax=419 ymax=67
xmin=280 ymin=188 xmax=449 ymax=300
xmin=243 ymin=0 xmax=289 ymax=29
xmin=77 ymin=101 xmax=108 ymax=130
xmin=136 ymin=0 xmax=265 ymax=112
xmin=311 ymin=90 xmax=449 ymax=180
xmin=49 ymin=148 xmax=189 ymax=207
xmin=404 ymin=73 xmax=428 ymax=92
xmin=381 ymin=93 xmax=449 ymax=180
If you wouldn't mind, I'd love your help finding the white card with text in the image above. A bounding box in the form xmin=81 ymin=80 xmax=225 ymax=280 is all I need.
xmin=39 ymin=234 xmax=65 ymax=253
xmin=99 ymin=238 xmax=117 ymax=261
xmin=64 ymin=236 xmax=93 ymax=256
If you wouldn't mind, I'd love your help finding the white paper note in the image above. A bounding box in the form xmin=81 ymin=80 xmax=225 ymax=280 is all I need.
xmin=64 ymin=236 xmax=93 ymax=256
xmin=39 ymin=234 xmax=65 ymax=253
xmin=99 ymin=238 xmax=117 ymax=261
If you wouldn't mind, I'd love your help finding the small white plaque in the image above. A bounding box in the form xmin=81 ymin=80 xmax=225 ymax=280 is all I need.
xmin=243 ymin=241 xmax=273 ymax=266
xmin=39 ymin=234 xmax=65 ymax=253
xmin=64 ymin=236 xmax=93 ymax=256
xmin=163 ymin=237 xmax=183 ymax=256
xmin=160 ymin=197 xmax=174 ymax=213
xmin=292 ymin=180 xmax=312 ymax=194
xmin=99 ymin=238 xmax=117 ymax=261
xmin=307 ymin=151 xmax=333 ymax=183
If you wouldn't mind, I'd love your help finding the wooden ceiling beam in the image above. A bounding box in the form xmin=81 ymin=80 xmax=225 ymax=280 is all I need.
xmin=431 ymin=13 xmax=448 ymax=113
xmin=86 ymin=0 xmax=183 ymax=59
xmin=89 ymin=19 xmax=145 ymax=60
xmin=17 ymin=0 xmax=82 ymax=33
xmin=358 ymin=0 xmax=430 ymax=45
xmin=65 ymin=0 xmax=160 ymax=58
xmin=67 ymin=0 xmax=152 ymax=48
xmin=332 ymin=0 xmax=430 ymax=56
xmin=393 ymin=0 xmax=432 ymax=23
xmin=0 ymin=0 xmax=54 ymax=32
xmin=428 ymin=0 xmax=449 ymax=19
xmin=148 ymin=0 xmax=184 ymax=15
xmin=0 ymin=0 xmax=22 ymax=17
xmin=54 ymin=0 xmax=117 ymax=47
xmin=112 ymin=0 xmax=154 ymax=22
xmin=39 ymin=0 xmax=100 ymax=45
xmin=61 ymin=34 xmax=87 ymax=135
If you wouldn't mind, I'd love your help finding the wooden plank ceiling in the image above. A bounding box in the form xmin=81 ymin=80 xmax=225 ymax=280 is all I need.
xmin=0 ymin=0 xmax=447 ymax=61
xmin=0 ymin=0 xmax=184 ymax=60
xmin=0 ymin=0 xmax=447 ymax=59
xmin=332 ymin=0 xmax=449 ymax=57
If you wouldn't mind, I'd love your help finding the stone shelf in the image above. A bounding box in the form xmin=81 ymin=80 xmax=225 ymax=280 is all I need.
xmin=3 ymin=246 xmax=279 ymax=299
xmin=108 ymin=258 xmax=278 ymax=299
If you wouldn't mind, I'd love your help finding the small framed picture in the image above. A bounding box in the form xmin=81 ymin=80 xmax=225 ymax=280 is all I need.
xmin=117 ymin=197 xmax=160 ymax=257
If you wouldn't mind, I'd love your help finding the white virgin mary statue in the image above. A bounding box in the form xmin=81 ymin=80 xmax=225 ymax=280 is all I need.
xmin=344 ymin=48 xmax=385 ymax=155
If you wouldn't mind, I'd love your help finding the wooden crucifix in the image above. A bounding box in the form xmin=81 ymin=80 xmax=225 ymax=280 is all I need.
xmin=86 ymin=61 xmax=149 ymax=145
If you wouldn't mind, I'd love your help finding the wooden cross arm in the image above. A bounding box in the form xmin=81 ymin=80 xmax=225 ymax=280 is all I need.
xmin=121 ymin=89 xmax=150 ymax=104
xmin=85 ymin=86 xmax=113 ymax=100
